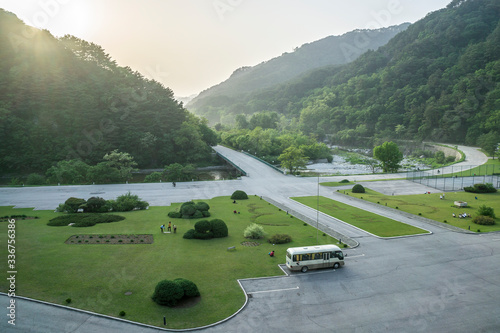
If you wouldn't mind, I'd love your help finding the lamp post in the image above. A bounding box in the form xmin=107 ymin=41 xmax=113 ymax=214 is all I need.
xmin=316 ymin=173 xmax=320 ymax=245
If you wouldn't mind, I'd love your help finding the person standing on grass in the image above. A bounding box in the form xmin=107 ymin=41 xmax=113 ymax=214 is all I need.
xmin=173 ymin=225 xmax=177 ymax=233
xmin=167 ymin=221 xmax=172 ymax=232
xmin=160 ymin=224 xmax=165 ymax=233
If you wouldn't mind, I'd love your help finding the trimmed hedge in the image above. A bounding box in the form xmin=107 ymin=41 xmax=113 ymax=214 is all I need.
xmin=268 ymin=234 xmax=292 ymax=244
xmin=464 ymin=183 xmax=497 ymax=193
xmin=171 ymin=201 xmax=211 ymax=219
xmin=231 ymin=190 xmax=249 ymax=200
xmin=210 ymin=219 xmax=228 ymax=238
xmin=47 ymin=214 xmax=125 ymax=227
xmin=183 ymin=219 xmax=228 ymax=240
xmin=152 ymin=279 xmax=200 ymax=307
xmin=352 ymin=184 xmax=365 ymax=193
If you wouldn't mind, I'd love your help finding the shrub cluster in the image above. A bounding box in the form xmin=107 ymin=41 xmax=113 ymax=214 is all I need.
xmin=339 ymin=179 xmax=350 ymax=183
xmin=243 ymin=223 xmax=265 ymax=239
xmin=473 ymin=215 xmax=495 ymax=225
xmin=57 ymin=193 xmax=148 ymax=213
xmin=47 ymin=213 xmax=125 ymax=227
xmin=352 ymin=184 xmax=366 ymax=193
xmin=152 ymin=278 xmax=200 ymax=307
xmin=268 ymin=234 xmax=292 ymax=244
xmin=231 ymin=190 xmax=249 ymax=200
xmin=477 ymin=205 xmax=496 ymax=219
xmin=183 ymin=219 xmax=228 ymax=240
xmin=464 ymin=183 xmax=497 ymax=193
xmin=171 ymin=201 xmax=210 ymax=219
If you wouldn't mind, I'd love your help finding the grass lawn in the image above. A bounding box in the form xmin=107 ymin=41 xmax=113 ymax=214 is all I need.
xmin=0 ymin=196 xmax=338 ymax=329
xmin=291 ymin=196 xmax=428 ymax=237
xmin=320 ymin=181 xmax=355 ymax=187
xmin=344 ymin=188 xmax=500 ymax=232
xmin=441 ymin=159 xmax=500 ymax=177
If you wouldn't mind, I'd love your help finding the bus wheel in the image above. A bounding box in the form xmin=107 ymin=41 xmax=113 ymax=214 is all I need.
xmin=333 ymin=263 xmax=340 ymax=269
xmin=301 ymin=266 xmax=308 ymax=273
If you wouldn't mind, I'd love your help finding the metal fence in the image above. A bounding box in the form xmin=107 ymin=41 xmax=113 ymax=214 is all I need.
xmin=406 ymin=164 xmax=500 ymax=191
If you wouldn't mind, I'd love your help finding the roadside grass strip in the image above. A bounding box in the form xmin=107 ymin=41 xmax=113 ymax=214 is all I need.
xmin=0 ymin=196 xmax=339 ymax=329
xmin=291 ymin=196 xmax=428 ymax=237
xmin=345 ymin=188 xmax=500 ymax=232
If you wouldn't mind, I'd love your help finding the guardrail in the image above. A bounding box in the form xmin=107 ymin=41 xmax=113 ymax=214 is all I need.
xmin=214 ymin=151 xmax=247 ymax=176
xmin=242 ymin=151 xmax=285 ymax=174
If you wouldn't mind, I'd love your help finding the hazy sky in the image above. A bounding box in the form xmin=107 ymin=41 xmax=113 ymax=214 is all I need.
xmin=0 ymin=0 xmax=451 ymax=97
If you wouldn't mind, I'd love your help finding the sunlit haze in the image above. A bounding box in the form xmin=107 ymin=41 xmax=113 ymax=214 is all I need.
xmin=0 ymin=0 xmax=451 ymax=97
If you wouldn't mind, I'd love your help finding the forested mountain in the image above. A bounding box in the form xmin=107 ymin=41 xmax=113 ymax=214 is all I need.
xmin=188 ymin=23 xmax=410 ymax=124
xmin=195 ymin=0 xmax=500 ymax=147
xmin=0 ymin=9 xmax=216 ymax=174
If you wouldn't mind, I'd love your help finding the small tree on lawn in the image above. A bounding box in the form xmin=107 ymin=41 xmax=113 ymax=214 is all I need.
xmin=373 ymin=141 xmax=403 ymax=173
xmin=279 ymin=146 xmax=308 ymax=175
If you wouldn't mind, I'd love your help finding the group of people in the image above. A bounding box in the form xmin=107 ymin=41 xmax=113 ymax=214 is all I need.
xmin=453 ymin=213 xmax=471 ymax=218
xmin=160 ymin=222 xmax=177 ymax=233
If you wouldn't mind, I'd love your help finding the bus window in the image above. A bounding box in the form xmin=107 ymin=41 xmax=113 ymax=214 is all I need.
xmin=302 ymin=254 xmax=310 ymax=261
xmin=314 ymin=253 xmax=322 ymax=260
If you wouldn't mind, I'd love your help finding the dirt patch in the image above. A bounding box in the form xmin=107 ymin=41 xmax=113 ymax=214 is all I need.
xmin=175 ymin=296 xmax=201 ymax=308
xmin=241 ymin=241 xmax=260 ymax=247
xmin=65 ymin=234 xmax=153 ymax=245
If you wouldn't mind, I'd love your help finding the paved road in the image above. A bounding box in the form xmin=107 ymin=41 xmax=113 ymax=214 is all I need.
xmin=2 ymin=145 xmax=500 ymax=333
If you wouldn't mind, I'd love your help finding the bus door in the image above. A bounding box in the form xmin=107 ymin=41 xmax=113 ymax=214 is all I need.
xmin=322 ymin=252 xmax=330 ymax=268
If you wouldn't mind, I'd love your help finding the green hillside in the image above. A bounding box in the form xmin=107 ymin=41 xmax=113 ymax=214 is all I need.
xmin=188 ymin=23 xmax=410 ymax=124
xmin=0 ymin=9 xmax=217 ymax=174
xmin=194 ymin=0 xmax=500 ymax=148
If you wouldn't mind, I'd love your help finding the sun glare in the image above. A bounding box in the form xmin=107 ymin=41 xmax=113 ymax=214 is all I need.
xmin=48 ymin=1 xmax=92 ymax=38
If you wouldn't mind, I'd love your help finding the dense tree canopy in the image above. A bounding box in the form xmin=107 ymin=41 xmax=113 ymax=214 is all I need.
xmin=0 ymin=10 xmax=217 ymax=174
xmin=373 ymin=141 xmax=403 ymax=173
xmin=192 ymin=0 xmax=500 ymax=147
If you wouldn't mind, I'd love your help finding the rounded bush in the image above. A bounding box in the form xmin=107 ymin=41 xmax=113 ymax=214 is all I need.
xmin=168 ymin=211 xmax=182 ymax=218
xmin=339 ymin=179 xmax=350 ymax=183
xmin=82 ymin=197 xmax=108 ymax=213
xmin=195 ymin=202 xmax=210 ymax=212
xmin=64 ymin=197 xmax=86 ymax=213
xmin=243 ymin=223 xmax=265 ymax=239
xmin=194 ymin=220 xmax=212 ymax=234
xmin=192 ymin=210 xmax=204 ymax=219
xmin=231 ymin=190 xmax=249 ymax=200
xmin=144 ymin=172 xmax=162 ymax=183
xmin=202 ymin=211 xmax=211 ymax=217
xmin=173 ymin=278 xmax=200 ymax=298
xmin=152 ymin=280 xmax=184 ymax=306
xmin=352 ymin=184 xmax=365 ymax=193
xmin=210 ymin=219 xmax=228 ymax=238
xmin=268 ymin=234 xmax=292 ymax=244
xmin=183 ymin=229 xmax=195 ymax=239
xmin=473 ymin=215 xmax=495 ymax=225
xmin=26 ymin=173 xmax=45 ymax=185
xmin=180 ymin=203 xmax=196 ymax=217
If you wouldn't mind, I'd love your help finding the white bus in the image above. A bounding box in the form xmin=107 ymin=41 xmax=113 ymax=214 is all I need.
xmin=286 ymin=244 xmax=345 ymax=273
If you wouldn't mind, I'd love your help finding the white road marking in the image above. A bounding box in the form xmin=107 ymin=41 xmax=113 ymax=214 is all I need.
xmin=249 ymin=286 xmax=299 ymax=294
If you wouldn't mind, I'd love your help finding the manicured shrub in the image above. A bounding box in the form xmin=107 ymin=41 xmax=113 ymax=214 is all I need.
xmin=194 ymin=220 xmax=212 ymax=234
xmin=65 ymin=298 xmax=71 ymax=304
xmin=174 ymin=278 xmax=200 ymax=298
xmin=180 ymin=203 xmax=196 ymax=217
xmin=152 ymin=280 xmax=184 ymax=306
xmin=168 ymin=211 xmax=182 ymax=218
xmin=243 ymin=223 xmax=265 ymax=239
xmin=202 ymin=211 xmax=211 ymax=217
xmin=64 ymin=197 xmax=86 ymax=213
xmin=268 ymin=234 xmax=292 ymax=244
xmin=352 ymin=184 xmax=365 ymax=193
xmin=195 ymin=202 xmax=210 ymax=212
xmin=47 ymin=214 xmax=124 ymax=227
xmin=192 ymin=210 xmax=204 ymax=219
xmin=210 ymin=219 xmax=228 ymax=238
xmin=231 ymin=190 xmax=249 ymax=200
xmin=183 ymin=229 xmax=195 ymax=239
xmin=339 ymin=179 xmax=350 ymax=183
xmin=82 ymin=197 xmax=108 ymax=213
xmin=477 ymin=205 xmax=496 ymax=218
xmin=464 ymin=183 xmax=497 ymax=193
xmin=473 ymin=215 xmax=495 ymax=225
xmin=119 ymin=311 xmax=126 ymax=317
